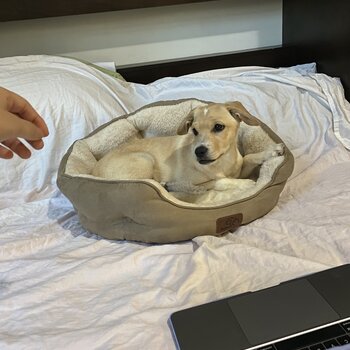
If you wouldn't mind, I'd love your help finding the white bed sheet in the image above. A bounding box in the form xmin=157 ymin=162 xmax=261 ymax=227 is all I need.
xmin=1 ymin=56 xmax=350 ymax=350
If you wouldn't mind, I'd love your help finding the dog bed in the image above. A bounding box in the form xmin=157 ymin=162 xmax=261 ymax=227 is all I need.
xmin=57 ymin=99 xmax=294 ymax=243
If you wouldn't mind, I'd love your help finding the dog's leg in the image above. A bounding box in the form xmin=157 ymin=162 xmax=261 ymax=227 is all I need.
xmin=240 ymin=143 xmax=284 ymax=179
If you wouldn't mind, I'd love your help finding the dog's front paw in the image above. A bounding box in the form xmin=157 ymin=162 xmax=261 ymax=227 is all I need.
xmin=264 ymin=143 xmax=285 ymax=159
xmin=272 ymin=143 xmax=285 ymax=157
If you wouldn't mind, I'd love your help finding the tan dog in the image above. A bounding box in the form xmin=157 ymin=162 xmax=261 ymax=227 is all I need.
xmin=92 ymin=102 xmax=276 ymax=193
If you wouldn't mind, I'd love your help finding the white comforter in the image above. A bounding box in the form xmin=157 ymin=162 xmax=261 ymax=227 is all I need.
xmin=0 ymin=56 xmax=350 ymax=349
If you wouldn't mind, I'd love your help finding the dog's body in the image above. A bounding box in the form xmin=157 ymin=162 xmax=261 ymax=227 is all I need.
xmin=92 ymin=102 xmax=283 ymax=193
xmin=92 ymin=133 xmax=242 ymax=189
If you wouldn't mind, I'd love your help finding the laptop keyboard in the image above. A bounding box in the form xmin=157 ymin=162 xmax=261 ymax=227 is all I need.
xmin=256 ymin=320 xmax=350 ymax=350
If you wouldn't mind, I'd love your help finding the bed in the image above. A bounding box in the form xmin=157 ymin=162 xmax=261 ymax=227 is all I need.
xmin=1 ymin=1 xmax=350 ymax=349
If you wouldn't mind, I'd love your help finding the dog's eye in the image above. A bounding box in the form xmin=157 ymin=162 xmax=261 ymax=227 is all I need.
xmin=192 ymin=128 xmax=198 ymax=136
xmin=213 ymin=124 xmax=225 ymax=132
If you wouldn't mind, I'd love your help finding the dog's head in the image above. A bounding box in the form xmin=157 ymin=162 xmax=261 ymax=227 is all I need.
xmin=177 ymin=102 xmax=259 ymax=165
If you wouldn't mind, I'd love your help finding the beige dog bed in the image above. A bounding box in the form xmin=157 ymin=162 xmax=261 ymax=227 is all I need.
xmin=57 ymin=99 xmax=294 ymax=243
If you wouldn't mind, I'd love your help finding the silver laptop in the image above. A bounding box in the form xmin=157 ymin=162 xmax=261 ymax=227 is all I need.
xmin=170 ymin=264 xmax=350 ymax=350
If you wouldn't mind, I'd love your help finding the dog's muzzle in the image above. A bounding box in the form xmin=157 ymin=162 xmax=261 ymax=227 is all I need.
xmin=195 ymin=145 xmax=215 ymax=165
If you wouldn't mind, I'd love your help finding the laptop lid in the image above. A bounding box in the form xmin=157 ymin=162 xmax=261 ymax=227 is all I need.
xmin=170 ymin=264 xmax=350 ymax=350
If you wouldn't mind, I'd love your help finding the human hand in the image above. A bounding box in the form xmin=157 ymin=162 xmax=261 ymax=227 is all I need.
xmin=0 ymin=87 xmax=49 ymax=159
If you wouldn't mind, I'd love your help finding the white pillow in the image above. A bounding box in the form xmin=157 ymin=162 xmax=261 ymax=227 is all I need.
xmin=0 ymin=55 xmax=150 ymax=194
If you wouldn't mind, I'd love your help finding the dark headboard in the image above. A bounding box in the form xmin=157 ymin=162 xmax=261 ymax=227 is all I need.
xmin=118 ymin=47 xmax=295 ymax=84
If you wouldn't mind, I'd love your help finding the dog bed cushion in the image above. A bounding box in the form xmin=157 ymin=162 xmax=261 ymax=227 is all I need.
xmin=57 ymin=99 xmax=294 ymax=243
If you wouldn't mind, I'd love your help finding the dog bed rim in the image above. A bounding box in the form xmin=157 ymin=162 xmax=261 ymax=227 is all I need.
xmin=58 ymin=170 xmax=288 ymax=211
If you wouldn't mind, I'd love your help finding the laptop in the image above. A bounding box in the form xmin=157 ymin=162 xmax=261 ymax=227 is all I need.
xmin=170 ymin=264 xmax=350 ymax=350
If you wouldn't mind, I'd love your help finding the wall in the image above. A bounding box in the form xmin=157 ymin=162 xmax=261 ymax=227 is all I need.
xmin=0 ymin=0 xmax=282 ymax=67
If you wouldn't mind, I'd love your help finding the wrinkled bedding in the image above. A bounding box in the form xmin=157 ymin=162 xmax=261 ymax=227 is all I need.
xmin=1 ymin=56 xmax=350 ymax=350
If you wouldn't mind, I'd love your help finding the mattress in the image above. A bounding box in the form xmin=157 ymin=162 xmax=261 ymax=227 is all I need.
xmin=1 ymin=56 xmax=350 ymax=350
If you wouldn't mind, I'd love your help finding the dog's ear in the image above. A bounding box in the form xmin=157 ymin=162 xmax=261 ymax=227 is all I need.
xmin=225 ymin=101 xmax=260 ymax=126
xmin=177 ymin=111 xmax=194 ymax=135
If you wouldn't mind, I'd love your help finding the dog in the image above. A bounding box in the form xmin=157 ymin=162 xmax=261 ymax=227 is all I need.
xmin=92 ymin=102 xmax=283 ymax=194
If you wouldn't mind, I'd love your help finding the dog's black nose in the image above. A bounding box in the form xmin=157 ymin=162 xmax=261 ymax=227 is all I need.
xmin=195 ymin=145 xmax=208 ymax=158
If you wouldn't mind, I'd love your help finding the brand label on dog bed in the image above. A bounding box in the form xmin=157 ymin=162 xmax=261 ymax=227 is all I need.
xmin=216 ymin=213 xmax=243 ymax=234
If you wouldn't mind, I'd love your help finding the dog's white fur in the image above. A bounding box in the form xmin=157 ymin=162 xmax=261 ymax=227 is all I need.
xmin=92 ymin=102 xmax=283 ymax=194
